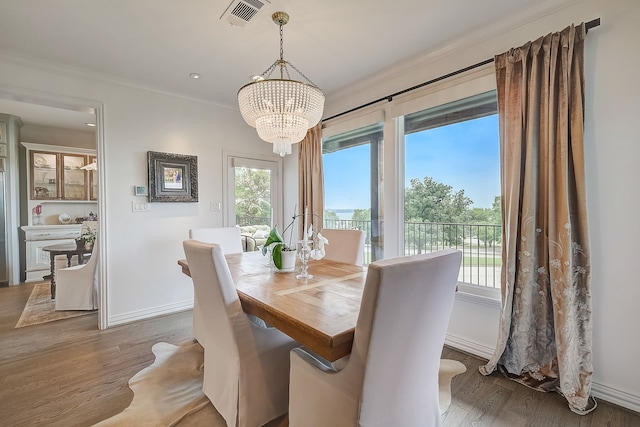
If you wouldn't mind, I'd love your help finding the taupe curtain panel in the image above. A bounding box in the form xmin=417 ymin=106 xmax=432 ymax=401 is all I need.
xmin=298 ymin=123 xmax=324 ymax=237
xmin=479 ymin=23 xmax=596 ymax=415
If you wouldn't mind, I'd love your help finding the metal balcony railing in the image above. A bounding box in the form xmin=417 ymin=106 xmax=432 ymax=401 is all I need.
xmin=404 ymin=221 xmax=502 ymax=288
xmin=237 ymin=216 xmax=502 ymax=288
xmin=324 ymin=219 xmax=502 ymax=288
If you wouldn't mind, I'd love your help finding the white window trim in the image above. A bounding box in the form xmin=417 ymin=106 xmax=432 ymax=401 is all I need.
xmin=398 ymin=74 xmax=501 ymax=302
xmin=457 ymin=282 xmax=501 ymax=303
xmin=323 ymin=66 xmax=502 ymax=302
xmin=222 ymin=151 xmax=283 ymax=228
xmin=389 ymin=65 xmax=496 ymax=119
xmin=322 ymin=109 xmax=385 ymax=139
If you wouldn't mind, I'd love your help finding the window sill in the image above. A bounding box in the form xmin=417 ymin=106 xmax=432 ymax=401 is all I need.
xmin=455 ymin=282 xmax=502 ymax=309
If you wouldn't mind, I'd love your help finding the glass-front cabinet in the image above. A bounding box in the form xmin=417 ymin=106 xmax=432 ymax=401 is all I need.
xmin=89 ymin=155 xmax=98 ymax=201
xmin=31 ymin=151 xmax=60 ymax=199
xmin=61 ymin=153 xmax=87 ymax=200
xmin=29 ymin=148 xmax=95 ymax=201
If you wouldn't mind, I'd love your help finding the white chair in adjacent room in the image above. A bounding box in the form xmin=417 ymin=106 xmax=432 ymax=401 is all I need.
xmin=321 ymin=228 xmax=366 ymax=266
xmin=55 ymin=244 xmax=99 ymax=311
xmin=183 ymin=240 xmax=299 ymax=427
xmin=188 ymin=226 xmax=243 ymax=254
xmin=288 ymin=249 xmax=462 ymax=427
xmin=188 ymin=226 xmax=244 ymax=346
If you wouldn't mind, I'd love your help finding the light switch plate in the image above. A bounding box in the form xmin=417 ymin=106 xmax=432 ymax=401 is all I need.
xmin=132 ymin=201 xmax=150 ymax=212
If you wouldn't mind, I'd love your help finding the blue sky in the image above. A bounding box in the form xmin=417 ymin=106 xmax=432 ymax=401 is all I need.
xmin=323 ymin=115 xmax=500 ymax=210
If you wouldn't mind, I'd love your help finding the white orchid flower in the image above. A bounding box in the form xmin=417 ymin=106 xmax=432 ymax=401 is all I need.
xmin=310 ymin=232 xmax=328 ymax=260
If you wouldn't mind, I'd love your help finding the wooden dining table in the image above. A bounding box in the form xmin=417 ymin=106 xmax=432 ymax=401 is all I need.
xmin=178 ymin=251 xmax=367 ymax=361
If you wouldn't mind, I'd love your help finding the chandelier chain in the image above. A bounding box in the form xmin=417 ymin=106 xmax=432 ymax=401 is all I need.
xmin=280 ymin=23 xmax=284 ymax=61
xmin=252 ymin=14 xmax=320 ymax=88
xmin=279 ymin=23 xmax=284 ymax=79
xmin=260 ymin=60 xmax=279 ymax=79
xmin=287 ymin=62 xmax=320 ymax=89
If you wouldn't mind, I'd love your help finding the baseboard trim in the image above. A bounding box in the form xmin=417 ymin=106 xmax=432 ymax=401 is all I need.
xmin=107 ymin=299 xmax=193 ymax=326
xmin=591 ymin=381 xmax=640 ymax=414
xmin=444 ymin=333 xmax=640 ymax=414
xmin=445 ymin=332 xmax=494 ymax=360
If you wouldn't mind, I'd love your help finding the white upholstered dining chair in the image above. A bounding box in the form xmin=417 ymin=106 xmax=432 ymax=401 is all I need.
xmin=188 ymin=226 xmax=243 ymax=254
xmin=188 ymin=226 xmax=243 ymax=346
xmin=183 ymin=239 xmax=299 ymax=427
xmin=288 ymin=249 xmax=462 ymax=427
xmin=320 ymin=228 xmax=366 ymax=266
xmin=55 ymin=244 xmax=99 ymax=311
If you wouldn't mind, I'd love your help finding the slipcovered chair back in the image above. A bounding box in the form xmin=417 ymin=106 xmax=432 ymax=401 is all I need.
xmin=321 ymin=228 xmax=366 ymax=266
xmin=289 ymin=249 xmax=462 ymax=427
xmin=55 ymin=243 xmax=99 ymax=311
xmin=187 ymin=226 xmax=243 ymax=346
xmin=183 ymin=240 xmax=298 ymax=427
xmin=189 ymin=227 xmax=243 ymax=254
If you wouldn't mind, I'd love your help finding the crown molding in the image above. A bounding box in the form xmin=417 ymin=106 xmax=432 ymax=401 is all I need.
xmin=326 ymin=0 xmax=583 ymax=108
xmin=0 ymin=50 xmax=238 ymax=112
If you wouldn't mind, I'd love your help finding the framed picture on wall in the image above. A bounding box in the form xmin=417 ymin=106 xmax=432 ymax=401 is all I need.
xmin=147 ymin=151 xmax=198 ymax=202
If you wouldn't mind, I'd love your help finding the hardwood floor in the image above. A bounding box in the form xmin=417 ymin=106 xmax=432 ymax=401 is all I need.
xmin=0 ymin=282 xmax=193 ymax=426
xmin=1 ymin=282 xmax=639 ymax=426
xmin=440 ymin=346 xmax=640 ymax=426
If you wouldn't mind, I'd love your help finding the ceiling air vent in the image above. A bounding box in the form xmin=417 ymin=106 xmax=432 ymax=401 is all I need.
xmin=220 ymin=0 xmax=270 ymax=27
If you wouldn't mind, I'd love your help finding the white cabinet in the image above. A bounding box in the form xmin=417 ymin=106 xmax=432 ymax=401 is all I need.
xmin=22 ymin=225 xmax=82 ymax=282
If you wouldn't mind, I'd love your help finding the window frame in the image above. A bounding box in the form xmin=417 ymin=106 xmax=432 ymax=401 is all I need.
xmin=401 ymin=90 xmax=501 ymax=299
xmin=223 ymin=152 xmax=282 ymax=228
xmin=322 ymin=122 xmax=384 ymax=264
xmin=322 ymin=67 xmax=501 ymax=301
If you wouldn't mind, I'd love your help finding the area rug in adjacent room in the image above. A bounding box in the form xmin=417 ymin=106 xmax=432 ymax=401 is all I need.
xmin=94 ymin=341 xmax=466 ymax=426
xmin=14 ymin=282 xmax=95 ymax=328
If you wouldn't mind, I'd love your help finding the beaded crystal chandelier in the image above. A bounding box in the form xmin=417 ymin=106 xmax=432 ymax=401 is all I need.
xmin=238 ymin=11 xmax=325 ymax=157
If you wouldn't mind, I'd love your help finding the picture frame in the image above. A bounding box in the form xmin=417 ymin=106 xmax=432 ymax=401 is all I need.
xmin=147 ymin=151 xmax=198 ymax=202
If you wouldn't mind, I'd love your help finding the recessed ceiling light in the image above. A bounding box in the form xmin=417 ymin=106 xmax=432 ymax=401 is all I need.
xmin=189 ymin=73 xmax=202 ymax=79
xmin=85 ymin=123 xmax=96 ymax=127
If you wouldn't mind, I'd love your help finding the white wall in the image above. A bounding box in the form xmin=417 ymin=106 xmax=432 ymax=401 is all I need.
xmin=100 ymin=90 xmax=275 ymax=322
xmin=323 ymin=0 xmax=640 ymax=412
xmin=0 ymin=56 xmax=276 ymax=324
xmin=21 ymin=124 xmax=95 ymax=149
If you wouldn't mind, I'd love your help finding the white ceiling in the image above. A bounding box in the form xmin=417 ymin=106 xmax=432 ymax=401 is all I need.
xmin=0 ymin=0 xmax=571 ymax=130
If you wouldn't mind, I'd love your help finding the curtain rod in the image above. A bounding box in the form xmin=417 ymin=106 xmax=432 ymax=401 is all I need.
xmin=322 ymin=17 xmax=601 ymax=124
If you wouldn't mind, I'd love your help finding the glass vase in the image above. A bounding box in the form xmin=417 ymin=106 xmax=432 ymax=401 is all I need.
xmin=296 ymin=240 xmax=313 ymax=280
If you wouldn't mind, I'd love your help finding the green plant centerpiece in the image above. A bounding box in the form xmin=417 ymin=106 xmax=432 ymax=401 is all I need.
xmin=261 ymin=209 xmax=328 ymax=272
xmin=262 ymin=222 xmax=296 ymax=270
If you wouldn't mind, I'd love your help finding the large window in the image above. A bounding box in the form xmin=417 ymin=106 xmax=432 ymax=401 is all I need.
xmin=322 ymin=123 xmax=384 ymax=263
xmin=403 ymin=91 xmax=502 ymax=291
xmin=319 ymin=90 xmax=501 ymax=292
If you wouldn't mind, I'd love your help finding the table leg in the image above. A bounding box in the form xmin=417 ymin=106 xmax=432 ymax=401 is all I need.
xmin=50 ymin=254 xmax=56 ymax=299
